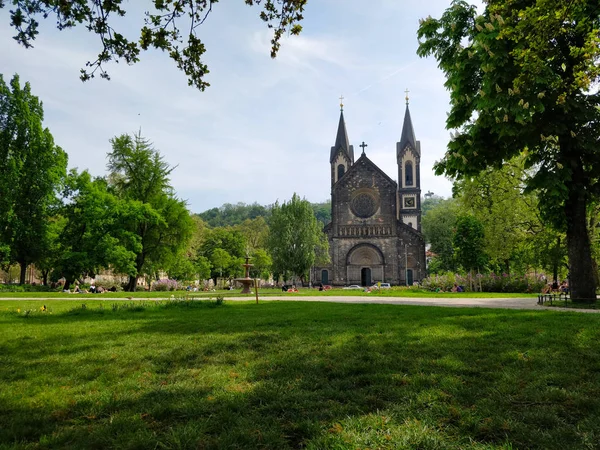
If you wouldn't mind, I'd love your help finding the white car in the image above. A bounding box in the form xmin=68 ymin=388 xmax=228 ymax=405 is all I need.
xmin=372 ymin=283 xmax=391 ymax=289
xmin=343 ymin=285 xmax=362 ymax=290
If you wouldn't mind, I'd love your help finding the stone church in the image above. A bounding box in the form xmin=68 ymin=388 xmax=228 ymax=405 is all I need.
xmin=311 ymin=97 xmax=426 ymax=287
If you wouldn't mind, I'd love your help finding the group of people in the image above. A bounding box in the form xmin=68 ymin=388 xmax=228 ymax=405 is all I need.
xmin=542 ymin=280 xmax=569 ymax=294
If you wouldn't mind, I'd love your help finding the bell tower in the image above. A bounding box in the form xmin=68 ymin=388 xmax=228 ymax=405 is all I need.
xmin=396 ymin=90 xmax=422 ymax=231
xmin=330 ymin=96 xmax=354 ymax=187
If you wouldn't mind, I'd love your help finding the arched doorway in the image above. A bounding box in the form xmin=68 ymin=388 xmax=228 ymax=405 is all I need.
xmin=361 ymin=268 xmax=372 ymax=286
xmin=346 ymin=244 xmax=385 ymax=286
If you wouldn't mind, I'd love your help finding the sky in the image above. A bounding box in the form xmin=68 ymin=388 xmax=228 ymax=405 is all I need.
xmin=0 ymin=0 xmax=468 ymax=214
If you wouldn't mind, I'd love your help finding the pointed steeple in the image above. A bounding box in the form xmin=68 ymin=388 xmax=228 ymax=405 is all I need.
xmin=399 ymin=103 xmax=417 ymax=153
xmin=330 ymin=107 xmax=354 ymax=163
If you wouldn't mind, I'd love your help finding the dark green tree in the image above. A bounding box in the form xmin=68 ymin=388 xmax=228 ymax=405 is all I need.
xmin=107 ymin=133 xmax=194 ymax=291
xmin=418 ymin=0 xmax=600 ymax=302
xmin=421 ymin=198 xmax=460 ymax=274
xmin=453 ymin=215 xmax=487 ymax=277
xmin=0 ymin=74 xmax=68 ymax=284
xmin=198 ymin=227 xmax=246 ymax=282
xmin=3 ymin=0 xmax=306 ymax=91
xmin=52 ymin=170 xmax=139 ymax=290
xmin=268 ymin=193 xmax=328 ymax=283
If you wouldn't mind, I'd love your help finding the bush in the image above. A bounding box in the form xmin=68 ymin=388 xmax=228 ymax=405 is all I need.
xmin=0 ymin=284 xmax=53 ymax=292
xmin=152 ymin=279 xmax=179 ymax=291
xmin=421 ymin=272 xmax=545 ymax=293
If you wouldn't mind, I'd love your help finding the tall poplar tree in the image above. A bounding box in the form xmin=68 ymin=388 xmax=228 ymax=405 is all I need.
xmin=0 ymin=74 xmax=67 ymax=284
xmin=268 ymin=193 xmax=328 ymax=283
xmin=107 ymin=133 xmax=194 ymax=291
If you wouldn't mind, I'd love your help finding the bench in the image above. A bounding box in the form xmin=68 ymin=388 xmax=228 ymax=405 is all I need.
xmin=537 ymin=292 xmax=570 ymax=306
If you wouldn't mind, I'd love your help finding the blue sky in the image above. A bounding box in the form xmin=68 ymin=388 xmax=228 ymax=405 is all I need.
xmin=0 ymin=0 xmax=470 ymax=213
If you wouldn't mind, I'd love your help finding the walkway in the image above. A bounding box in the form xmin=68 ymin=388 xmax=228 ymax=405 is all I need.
xmin=227 ymin=295 xmax=600 ymax=313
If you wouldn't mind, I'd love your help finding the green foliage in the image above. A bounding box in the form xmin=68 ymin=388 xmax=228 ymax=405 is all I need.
xmin=107 ymin=133 xmax=194 ymax=290
xmin=421 ymin=272 xmax=545 ymax=293
xmin=455 ymin=156 xmax=546 ymax=273
xmin=199 ymin=227 xmax=246 ymax=280
xmin=197 ymin=202 xmax=270 ymax=228
xmin=2 ymin=1 xmax=306 ymax=91
xmin=235 ymin=217 xmax=269 ymax=251
xmin=51 ymin=170 xmax=140 ymax=289
xmin=311 ymin=200 xmax=331 ymax=226
xmin=453 ymin=215 xmax=487 ymax=273
xmin=421 ymin=197 xmax=459 ymax=273
xmin=417 ymin=0 xmax=600 ymax=301
xmin=249 ymin=248 xmax=272 ymax=279
xmin=0 ymin=74 xmax=68 ymax=283
xmin=268 ymin=193 xmax=329 ymax=281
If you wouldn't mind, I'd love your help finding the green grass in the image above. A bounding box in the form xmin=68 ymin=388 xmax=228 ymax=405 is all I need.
xmin=0 ymin=287 xmax=538 ymax=299
xmin=1 ymin=300 xmax=599 ymax=449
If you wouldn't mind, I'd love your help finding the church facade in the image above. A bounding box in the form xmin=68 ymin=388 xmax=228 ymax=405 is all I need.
xmin=311 ymin=99 xmax=426 ymax=287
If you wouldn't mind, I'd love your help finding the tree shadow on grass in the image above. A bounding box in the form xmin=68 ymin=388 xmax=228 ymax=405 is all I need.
xmin=1 ymin=303 xmax=600 ymax=449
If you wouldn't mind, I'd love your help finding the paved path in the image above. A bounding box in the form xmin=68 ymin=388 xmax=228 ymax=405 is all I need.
xmin=226 ymin=295 xmax=600 ymax=313
xmin=1 ymin=295 xmax=599 ymax=313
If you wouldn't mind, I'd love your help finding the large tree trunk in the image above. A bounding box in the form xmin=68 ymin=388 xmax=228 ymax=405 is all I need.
xmin=63 ymin=278 xmax=74 ymax=291
xmin=565 ymin=177 xmax=597 ymax=303
xmin=126 ymin=275 xmax=138 ymax=292
xmin=19 ymin=261 xmax=27 ymax=285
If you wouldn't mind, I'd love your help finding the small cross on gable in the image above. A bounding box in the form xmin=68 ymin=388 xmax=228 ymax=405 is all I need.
xmin=359 ymin=141 xmax=368 ymax=154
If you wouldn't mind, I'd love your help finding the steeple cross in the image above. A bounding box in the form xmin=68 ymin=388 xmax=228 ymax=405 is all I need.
xmin=359 ymin=141 xmax=368 ymax=154
xmin=339 ymin=94 xmax=344 ymax=111
xmin=404 ymin=88 xmax=410 ymax=105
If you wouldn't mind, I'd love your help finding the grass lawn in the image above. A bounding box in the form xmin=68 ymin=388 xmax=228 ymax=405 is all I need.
xmin=1 ymin=300 xmax=599 ymax=449
xmin=0 ymin=287 xmax=538 ymax=299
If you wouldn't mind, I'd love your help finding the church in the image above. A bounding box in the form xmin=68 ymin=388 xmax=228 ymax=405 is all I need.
xmin=311 ymin=95 xmax=426 ymax=287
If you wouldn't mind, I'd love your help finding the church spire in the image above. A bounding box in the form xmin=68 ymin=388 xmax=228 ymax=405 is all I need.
xmin=330 ymin=102 xmax=354 ymax=163
xmin=399 ymin=102 xmax=417 ymax=153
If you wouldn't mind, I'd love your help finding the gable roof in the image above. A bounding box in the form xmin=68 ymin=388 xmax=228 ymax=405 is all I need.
xmin=335 ymin=153 xmax=397 ymax=189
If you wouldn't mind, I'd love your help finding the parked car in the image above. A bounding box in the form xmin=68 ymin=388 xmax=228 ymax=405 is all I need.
xmin=343 ymin=285 xmax=362 ymax=290
xmin=372 ymin=283 xmax=391 ymax=289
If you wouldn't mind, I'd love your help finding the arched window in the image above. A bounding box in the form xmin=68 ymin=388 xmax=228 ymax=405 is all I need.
xmin=337 ymin=164 xmax=345 ymax=180
xmin=405 ymin=161 xmax=413 ymax=186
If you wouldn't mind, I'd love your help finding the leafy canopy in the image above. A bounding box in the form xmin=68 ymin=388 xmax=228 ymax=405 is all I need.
xmin=3 ymin=0 xmax=307 ymax=90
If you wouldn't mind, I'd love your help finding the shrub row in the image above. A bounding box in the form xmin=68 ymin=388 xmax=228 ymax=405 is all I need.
xmin=421 ymin=272 xmax=546 ymax=293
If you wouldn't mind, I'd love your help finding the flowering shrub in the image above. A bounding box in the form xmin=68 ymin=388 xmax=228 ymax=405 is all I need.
xmin=152 ymin=279 xmax=179 ymax=291
xmin=421 ymin=272 xmax=545 ymax=293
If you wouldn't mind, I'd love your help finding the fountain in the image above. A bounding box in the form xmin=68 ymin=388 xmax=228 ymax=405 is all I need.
xmin=234 ymin=254 xmax=255 ymax=294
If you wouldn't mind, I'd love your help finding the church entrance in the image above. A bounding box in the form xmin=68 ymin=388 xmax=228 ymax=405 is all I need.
xmin=361 ymin=268 xmax=372 ymax=286
xmin=406 ymin=269 xmax=414 ymax=286
xmin=321 ymin=270 xmax=329 ymax=285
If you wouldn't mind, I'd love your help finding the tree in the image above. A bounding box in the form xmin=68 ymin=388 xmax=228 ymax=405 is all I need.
xmin=198 ymin=227 xmax=246 ymax=282
xmin=0 ymin=74 xmax=68 ymax=284
xmin=268 ymin=193 xmax=328 ymax=283
xmin=250 ymin=248 xmax=272 ymax=279
xmin=3 ymin=1 xmax=306 ymax=91
xmin=418 ymin=0 xmax=600 ymax=302
xmin=453 ymin=215 xmax=487 ymax=280
xmin=52 ymin=170 xmax=139 ymax=290
xmin=455 ymin=156 xmax=543 ymax=274
xmin=107 ymin=133 xmax=194 ymax=291
xmin=236 ymin=217 xmax=269 ymax=251
xmin=421 ymin=198 xmax=460 ymax=273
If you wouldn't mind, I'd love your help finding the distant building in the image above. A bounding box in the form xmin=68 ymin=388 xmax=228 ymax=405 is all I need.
xmin=312 ymin=96 xmax=426 ymax=286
